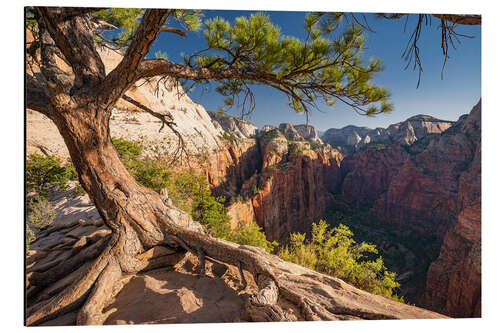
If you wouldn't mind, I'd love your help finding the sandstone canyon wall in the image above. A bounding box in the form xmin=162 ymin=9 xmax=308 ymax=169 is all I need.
xmin=332 ymin=101 xmax=481 ymax=317
xmin=423 ymin=102 xmax=481 ymax=318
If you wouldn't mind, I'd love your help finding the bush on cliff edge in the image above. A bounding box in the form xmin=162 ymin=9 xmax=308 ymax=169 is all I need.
xmin=278 ymin=220 xmax=404 ymax=302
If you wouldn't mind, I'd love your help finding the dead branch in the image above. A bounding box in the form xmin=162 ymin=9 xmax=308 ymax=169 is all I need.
xmin=160 ymin=26 xmax=187 ymax=37
xmin=432 ymin=14 xmax=481 ymax=25
xmin=121 ymin=94 xmax=191 ymax=165
xmin=98 ymin=9 xmax=170 ymax=107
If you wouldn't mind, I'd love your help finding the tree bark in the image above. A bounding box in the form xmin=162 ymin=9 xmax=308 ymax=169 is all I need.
xmin=26 ymin=101 xmax=199 ymax=325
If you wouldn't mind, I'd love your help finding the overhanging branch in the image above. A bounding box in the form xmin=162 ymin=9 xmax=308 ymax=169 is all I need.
xmin=160 ymin=26 xmax=187 ymax=37
xmin=432 ymin=14 xmax=481 ymax=25
xmin=136 ymin=59 xmax=246 ymax=81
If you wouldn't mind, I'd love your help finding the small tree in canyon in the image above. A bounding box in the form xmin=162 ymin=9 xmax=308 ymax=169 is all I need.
xmin=25 ymin=7 xmax=478 ymax=325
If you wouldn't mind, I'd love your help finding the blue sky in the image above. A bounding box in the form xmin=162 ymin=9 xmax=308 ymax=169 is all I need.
xmin=148 ymin=10 xmax=481 ymax=131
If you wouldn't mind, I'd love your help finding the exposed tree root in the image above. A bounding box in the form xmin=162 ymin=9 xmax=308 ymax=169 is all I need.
xmin=198 ymin=248 xmax=206 ymax=276
xmin=76 ymin=257 xmax=123 ymax=325
xmin=26 ymin=240 xmax=113 ymax=326
xmin=27 ymin=207 xmax=446 ymax=325
xmin=238 ymin=261 xmax=248 ymax=289
xmin=246 ymin=275 xmax=293 ymax=321
xmin=27 ymin=235 xmax=110 ymax=288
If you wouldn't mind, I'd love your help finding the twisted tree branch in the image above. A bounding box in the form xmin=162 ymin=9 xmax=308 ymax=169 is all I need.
xmin=121 ymin=94 xmax=191 ymax=165
xmin=36 ymin=7 xmax=106 ymax=88
xmin=99 ymin=9 xmax=170 ymax=107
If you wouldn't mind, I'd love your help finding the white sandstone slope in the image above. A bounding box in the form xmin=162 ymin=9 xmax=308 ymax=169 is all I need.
xmin=207 ymin=111 xmax=258 ymax=138
xmin=27 ymin=47 xmax=224 ymax=159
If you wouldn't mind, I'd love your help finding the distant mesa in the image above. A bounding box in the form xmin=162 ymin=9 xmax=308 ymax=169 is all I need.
xmin=321 ymin=114 xmax=454 ymax=153
xmin=257 ymin=123 xmax=323 ymax=145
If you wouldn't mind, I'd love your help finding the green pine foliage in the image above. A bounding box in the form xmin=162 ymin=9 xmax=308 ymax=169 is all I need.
xmin=228 ymin=221 xmax=278 ymax=253
xmin=187 ymin=13 xmax=392 ymax=116
xmin=93 ymin=9 xmax=202 ymax=49
xmin=278 ymin=220 xmax=404 ymax=302
xmin=93 ymin=8 xmax=144 ymax=48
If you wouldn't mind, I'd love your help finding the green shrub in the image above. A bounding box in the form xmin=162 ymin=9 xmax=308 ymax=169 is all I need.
xmin=131 ymin=158 xmax=173 ymax=191
xmin=112 ymin=137 xmax=142 ymax=161
xmin=111 ymin=137 xmax=273 ymax=251
xmin=218 ymin=132 xmax=239 ymax=144
xmin=308 ymin=140 xmax=323 ymax=151
xmin=26 ymin=224 xmax=35 ymax=251
xmin=26 ymin=154 xmax=77 ymax=197
xmin=278 ymin=220 xmax=403 ymax=302
xmin=72 ymin=183 xmax=86 ymax=197
xmin=362 ymin=143 xmax=390 ymax=151
xmin=252 ymin=185 xmax=259 ymax=196
xmin=28 ymin=196 xmax=56 ymax=229
xmin=228 ymin=221 xmax=277 ymax=253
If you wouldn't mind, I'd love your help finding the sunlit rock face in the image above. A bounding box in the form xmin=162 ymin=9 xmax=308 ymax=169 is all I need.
xmin=422 ymin=101 xmax=481 ymax=318
xmin=293 ymin=124 xmax=323 ymax=145
xmin=370 ymin=102 xmax=480 ymax=240
xmin=250 ymin=145 xmax=343 ymax=242
xmin=27 ymin=46 xmax=225 ymax=160
xmin=208 ymin=111 xmax=258 ymax=138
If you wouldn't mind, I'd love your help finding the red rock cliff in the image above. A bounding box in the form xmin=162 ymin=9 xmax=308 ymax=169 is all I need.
xmin=335 ymin=101 xmax=481 ymax=317
xmin=423 ymin=101 xmax=481 ymax=317
xmin=244 ymin=130 xmax=343 ymax=241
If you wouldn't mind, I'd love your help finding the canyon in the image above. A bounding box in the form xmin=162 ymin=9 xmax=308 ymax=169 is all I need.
xmin=26 ymin=45 xmax=480 ymax=320
xmin=205 ymin=102 xmax=481 ymax=318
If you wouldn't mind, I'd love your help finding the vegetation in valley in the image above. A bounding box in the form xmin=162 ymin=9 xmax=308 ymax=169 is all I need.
xmin=324 ymin=203 xmax=439 ymax=304
xmin=360 ymin=143 xmax=391 ymax=151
